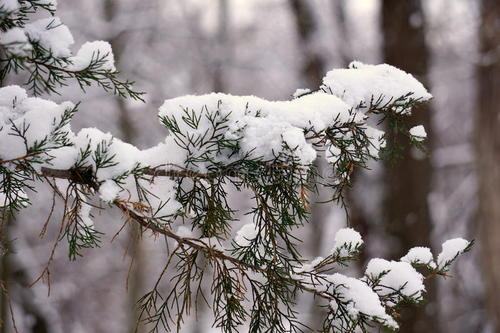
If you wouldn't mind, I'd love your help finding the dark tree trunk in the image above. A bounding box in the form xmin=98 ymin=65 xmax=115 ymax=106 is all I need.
xmin=381 ymin=1 xmax=437 ymax=332
xmin=289 ymin=0 xmax=325 ymax=89
xmin=212 ymin=0 xmax=229 ymax=93
xmin=476 ymin=0 xmax=500 ymax=331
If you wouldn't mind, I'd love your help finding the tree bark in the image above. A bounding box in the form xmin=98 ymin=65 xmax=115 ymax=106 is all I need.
xmin=381 ymin=1 xmax=437 ymax=332
xmin=476 ymin=0 xmax=500 ymax=331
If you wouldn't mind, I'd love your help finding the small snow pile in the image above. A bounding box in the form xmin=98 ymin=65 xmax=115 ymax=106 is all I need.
xmin=365 ymin=258 xmax=425 ymax=305
xmin=78 ymin=203 xmax=94 ymax=228
xmin=331 ymin=228 xmax=363 ymax=257
xmin=326 ymin=273 xmax=398 ymax=329
xmin=409 ymin=125 xmax=427 ymax=142
xmin=322 ymin=61 xmax=432 ymax=112
xmin=0 ymin=85 xmax=74 ymax=162
xmin=437 ymin=238 xmax=470 ymax=269
xmin=25 ymin=17 xmax=74 ymax=58
xmin=73 ymin=128 xmax=142 ymax=181
xmin=0 ymin=28 xmax=32 ymax=56
xmin=234 ymin=223 xmax=259 ymax=247
xmin=401 ymin=246 xmax=436 ymax=268
xmin=68 ymin=41 xmax=115 ymax=71
xmin=292 ymin=88 xmax=311 ymax=99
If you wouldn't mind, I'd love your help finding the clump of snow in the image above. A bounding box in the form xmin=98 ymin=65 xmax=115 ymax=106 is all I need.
xmin=409 ymin=125 xmax=427 ymax=141
xmin=401 ymin=247 xmax=435 ymax=267
xmin=437 ymin=238 xmax=470 ymax=268
xmin=67 ymin=41 xmax=115 ymax=72
xmin=331 ymin=228 xmax=363 ymax=256
xmin=176 ymin=226 xmax=194 ymax=239
xmin=365 ymin=127 xmax=386 ymax=157
xmin=295 ymin=256 xmax=325 ymax=273
xmin=326 ymin=273 xmax=398 ymax=329
xmin=292 ymin=88 xmax=311 ymax=99
xmin=25 ymin=17 xmax=74 ymax=58
xmin=0 ymin=28 xmax=32 ymax=56
xmin=0 ymin=85 xmax=74 ymax=161
xmin=325 ymin=144 xmax=341 ymax=164
xmin=73 ymin=128 xmax=141 ymax=181
xmin=322 ymin=61 xmax=432 ymax=113
xmin=365 ymin=258 xmax=425 ymax=304
xmin=99 ymin=180 xmax=121 ymax=202
xmin=234 ymin=223 xmax=258 ymax=247
xmin=78 ymin=203 xmax=94 ymax=228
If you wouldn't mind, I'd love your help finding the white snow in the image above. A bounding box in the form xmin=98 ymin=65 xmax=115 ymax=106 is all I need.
xmin=78 ymin=203 xmax=94 ymax=228
xmin=365 ymin=258 xmax=425 ymax=304
xmin=98 ymin=180 xmax=121 ymax=202
xmin=437 ymin=238 xmax=470 ymax=268
xmin=68 ymin=41 xmax=115 ymax=71
xmin=234 ymin=223 xmax=258 ymax=247
xmin=401 ymin=246 xmax=435 ymax=267
xmin=325 ymin=273 xmax=398 ymax=329
xmin=292 ymin=88 xmax=311 ymax=99
xmin=0 ymin=28 xmax=32 ymax=56
xmin=0 ymin=86 xmax=74 ymax=161
xmin=159 ymin=92 xmax=363 ymax=167
xmin=331 ymin=228 xmax=363 ymax=256
xmin=322 ymin=61 xmax=432 ymax=113
xmin=175 ymin=226 xmax=194 ymax=239
xmin=409 ymin=125 xmax=427 ymax=141
xmin=25 ymin=17 xmax=74 ymax=58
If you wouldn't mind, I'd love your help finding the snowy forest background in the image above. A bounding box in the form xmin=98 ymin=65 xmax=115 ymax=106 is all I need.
xmin=1 ymin=0 xmax=498 ymax=332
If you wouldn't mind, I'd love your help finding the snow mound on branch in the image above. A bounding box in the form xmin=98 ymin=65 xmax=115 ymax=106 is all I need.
xmin=159 ymin=92 xmax=363 ymax=166
xmin=365 ymin=258 xmax=425 ymax=304
xmin=0 ymin=85 xmax=74 ymax=161
xmin=25 ymin=17 xmax=74 ymax=58
xmin=409 ymin=125 xmax=427 ymax=141
xmin=326 ymin=273 xmax=398 ymax=329
xmin=437 ymin=238 xmax=470 ymax=268
xmin=68 ymin=41 xmax=115 ymax=71
xmin=331 ymin=228 xmax=363 ymax=256
xmin=401 ymin=246 xmax=435 ymax=267
xmin=322 ymin=61 xmax=432 ymax=112
xmin=0 ymin=27 xmax=32 ymax=56
xmin=234 ymin=223 xmax=259 ymax=247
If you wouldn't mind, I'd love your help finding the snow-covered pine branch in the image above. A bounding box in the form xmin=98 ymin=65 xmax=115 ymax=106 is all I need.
xmin=0 ymin=2 xmax=471 ymax=332
xmin=0 ymin=0 xmax=143 ymax=98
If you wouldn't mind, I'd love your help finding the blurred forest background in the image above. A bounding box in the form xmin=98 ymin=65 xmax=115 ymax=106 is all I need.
xmin=2 ymin=0 xmax=500 ymax=332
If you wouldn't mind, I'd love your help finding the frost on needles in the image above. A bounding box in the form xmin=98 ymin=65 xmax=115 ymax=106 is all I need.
xmin=0 ymin=2 xmax=471 ymax=332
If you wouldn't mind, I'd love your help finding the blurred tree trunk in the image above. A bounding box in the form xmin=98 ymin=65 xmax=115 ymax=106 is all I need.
xmin=476 ymin=0 xmax=500 ymax=331
xmin=102 ymin=2 xmax=144 ymax=333
xmin=381 ymin=1 xmax=437 ymax=332
xmin=212 ymin=0 xmax=229 ymax=92
xmin=289 ymin=0 xmax=325 ymax=88
xmin=332 ymin=0 xmax=350 ymax=67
